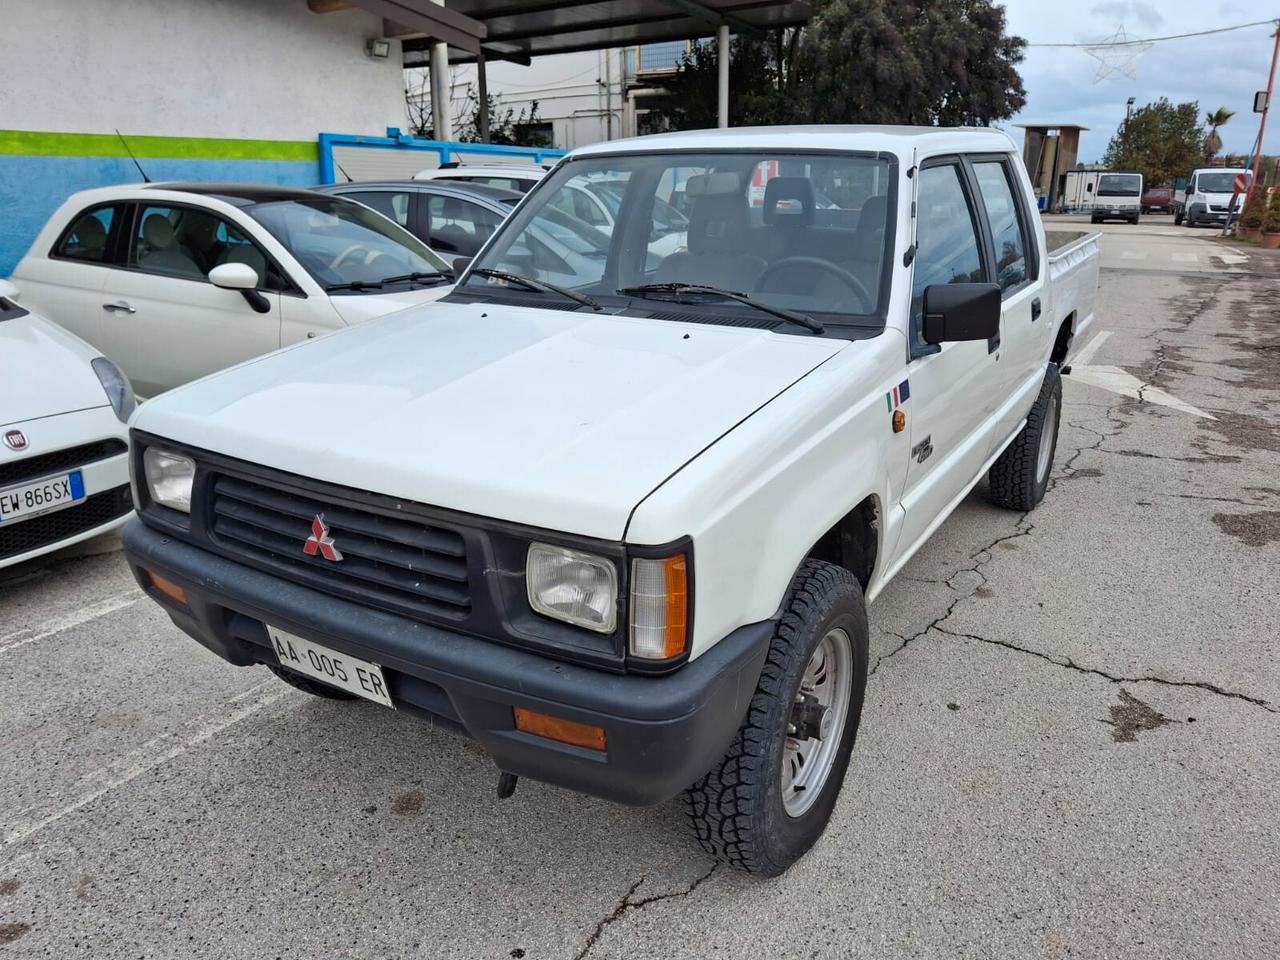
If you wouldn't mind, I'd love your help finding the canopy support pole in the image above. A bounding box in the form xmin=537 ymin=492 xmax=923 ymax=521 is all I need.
xmin=717 ymin=24 xmax=729 ymax=128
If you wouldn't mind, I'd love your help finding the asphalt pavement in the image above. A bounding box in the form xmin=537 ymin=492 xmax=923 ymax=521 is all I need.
xmin=2 ymin=214 xmax=1278 ymax=958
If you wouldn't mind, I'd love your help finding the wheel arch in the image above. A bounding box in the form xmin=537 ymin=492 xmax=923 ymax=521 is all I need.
xmin=800 ymin=494 xmax=882 ymax=592
xmin=1051 ymin=310 xmax=1076 ymax=366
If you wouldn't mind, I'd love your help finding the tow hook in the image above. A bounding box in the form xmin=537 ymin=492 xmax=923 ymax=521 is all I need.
xmin=789 ymin=692 xmax=830 ymax=742
xmin=497 ymin=771 xmax=519 ymax=799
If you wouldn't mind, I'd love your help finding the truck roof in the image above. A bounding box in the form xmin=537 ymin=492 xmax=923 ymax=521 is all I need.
xmin=570 ymin=125 xmax=1017 ymax=158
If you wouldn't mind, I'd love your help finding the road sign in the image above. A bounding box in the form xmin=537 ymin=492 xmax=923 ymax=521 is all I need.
xmin=1234 ymin=174 xmax=1249 ymax=194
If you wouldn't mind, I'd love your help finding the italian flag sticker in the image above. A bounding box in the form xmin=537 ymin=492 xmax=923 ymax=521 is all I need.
xmin=885 ymin=378 xmax=911 ymax=411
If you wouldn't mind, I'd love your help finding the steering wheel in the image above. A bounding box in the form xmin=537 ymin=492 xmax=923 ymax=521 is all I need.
xmin=329 ymin=244 xmax=372 ymax=272
xmin=756 ymin=257 xmax=873 ymax=313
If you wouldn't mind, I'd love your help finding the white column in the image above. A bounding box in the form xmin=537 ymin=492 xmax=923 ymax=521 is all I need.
xmin=717 ymin=24 xmax=730 ymax=128
xmin=429 ymin=0 xmax=452 ymax=141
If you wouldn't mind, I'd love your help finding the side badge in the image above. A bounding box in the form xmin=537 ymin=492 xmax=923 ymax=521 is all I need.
xmin=912 ymin=435 xmax=933 ymax=464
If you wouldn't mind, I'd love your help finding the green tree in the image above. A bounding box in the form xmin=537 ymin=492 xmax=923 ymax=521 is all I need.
xmin=1203 ymin=106 xmax=1235 ymax=160
xmin=1102 ymin=98 xmax=1205 ymax=188
xmin=454 ymin=89 xmax=551 ymax=147
xmin=652 ymin=0 xmax=1025 ymax=130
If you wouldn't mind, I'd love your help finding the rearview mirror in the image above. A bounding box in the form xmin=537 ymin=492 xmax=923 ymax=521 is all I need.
xmin=452 ymin=256 xmax=472 ymax=277
xmin=922 ymin=283 xmax=1001 ymax=345
xmin=209 ymin=262 xmax=259 ymax=290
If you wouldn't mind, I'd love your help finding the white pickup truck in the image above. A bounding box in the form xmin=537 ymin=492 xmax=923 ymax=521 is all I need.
xmin=122 ymin=126 xmax=1099 ymax=876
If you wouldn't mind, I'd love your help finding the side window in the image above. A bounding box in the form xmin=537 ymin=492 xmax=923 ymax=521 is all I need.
xmin=130 ymin=205 xmax=275 ymax=287
xmin=911 ymin=163 xmax=986 ymax=354
xmin=53 ymin=205 xmax=120 ymax=264
xmin=346 ymin=191 xmax=410 ymax=228
xmin=570 ymin=188 xmax=610 ymax=227
xmin=972 ymin=161 xmax=1030 ymax=292
xmin=425 ymin=196 xmax=503 ymax=257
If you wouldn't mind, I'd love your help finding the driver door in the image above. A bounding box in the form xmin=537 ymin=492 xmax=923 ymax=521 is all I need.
xmin=99 ymin=203 xmax=282 ymax=396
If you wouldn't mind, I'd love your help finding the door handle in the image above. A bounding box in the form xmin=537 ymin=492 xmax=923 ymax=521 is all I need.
xmin=102 ymin=301 xmax=136 ymax=314
xmin=1031 ymin=297 xmax=1042 ymax=321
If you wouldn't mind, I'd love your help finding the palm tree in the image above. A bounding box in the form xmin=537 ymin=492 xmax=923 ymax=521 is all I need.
xmin=1204 ymin=107 xmax=1235 ymax=159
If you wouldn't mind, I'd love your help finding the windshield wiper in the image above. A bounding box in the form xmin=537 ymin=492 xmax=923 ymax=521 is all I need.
xmin=470 ymin=268 xmax=602 ymax=311
xmin=324 ymin=279 xmax=383 ymax=292
xmin=617 ymin=283 xmax=824 ymax=334
xmin=379 ymin=270 xmax=452 ymax=285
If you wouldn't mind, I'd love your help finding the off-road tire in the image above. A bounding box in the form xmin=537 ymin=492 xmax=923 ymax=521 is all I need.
xmin=988 ymin=363 xmax=1062 ymax=511
xmin=684 ymin=560 xmax=869 ymax=877
xmin=267 ymin=663 xmax=359 ymax=700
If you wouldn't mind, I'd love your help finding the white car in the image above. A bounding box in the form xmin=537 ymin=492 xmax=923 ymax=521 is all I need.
xmin=122 ymin=126 xmax=1099 ymax=876
xmin=0 ymin=279 xmax=132 ymax=569
xmin=9 ymin=183 xmax=455 ymax=397
xmin=413 ymin=163 xmax=548 ymax=192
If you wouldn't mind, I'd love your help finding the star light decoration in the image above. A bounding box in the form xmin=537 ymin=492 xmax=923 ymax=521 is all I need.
xmin=1082 ymin=25 xmax=1154 ymax=83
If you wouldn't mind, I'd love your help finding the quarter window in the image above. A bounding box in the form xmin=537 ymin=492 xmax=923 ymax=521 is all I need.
xmin=972 ymin=161 xmax=1029 ymax=292
xmin=911 ymin=163 xmax=986 ymax=353
xmin=53 ymin=205 xmax=120 ymax=263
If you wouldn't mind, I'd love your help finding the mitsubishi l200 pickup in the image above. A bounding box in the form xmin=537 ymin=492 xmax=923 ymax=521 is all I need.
xmin=122 ymin=126 xmax=1100 ymax=876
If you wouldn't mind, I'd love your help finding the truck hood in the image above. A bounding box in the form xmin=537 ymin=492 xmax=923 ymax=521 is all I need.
xmin=1 ymin=311 xmax=109 ymax=427
xmin=134 ymin=301 xmax=843 ymax=539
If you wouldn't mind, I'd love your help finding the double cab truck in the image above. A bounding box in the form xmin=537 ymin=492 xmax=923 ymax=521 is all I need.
xmin=122 ymin=126 xmax=1100 ymax=876
xmin=1088 ymin=171 xmax=1144 ymax=224
xmin=1175 ymin=167 xmax=1251 ymax=227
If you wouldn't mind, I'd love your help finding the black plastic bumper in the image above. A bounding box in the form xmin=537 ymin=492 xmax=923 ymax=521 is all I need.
xmin=122 ymin=519 xmax=772 ymax=806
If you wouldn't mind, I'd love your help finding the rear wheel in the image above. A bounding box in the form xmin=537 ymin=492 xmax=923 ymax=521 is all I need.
xmin=988 ymin=364 xmax=1062 ymax=511
xmin=685 ymin=560 xmax=868 ymax=876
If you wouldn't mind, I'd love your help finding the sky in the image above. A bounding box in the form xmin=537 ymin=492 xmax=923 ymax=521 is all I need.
xmin=997 ymin=0 xmax=1276 ymax=161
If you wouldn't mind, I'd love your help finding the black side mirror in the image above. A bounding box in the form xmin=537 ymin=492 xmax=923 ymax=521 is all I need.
xmin=452 ymin=256 xmax=472 ymax=276
xmin=1086 ymin=183 xmax=1093 ymax=193
xmin=922 ymin=283 xmax=1001 ymax=345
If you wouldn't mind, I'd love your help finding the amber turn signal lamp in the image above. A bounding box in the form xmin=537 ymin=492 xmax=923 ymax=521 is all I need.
xmin=146 ymin=570 xmax=189 ymax=608
xmin=513 ymin=707 xmax=607 ymax=752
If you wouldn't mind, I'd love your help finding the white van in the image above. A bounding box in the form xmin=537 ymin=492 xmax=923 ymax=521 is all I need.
xmin=1175 ymin=167 xmax=1251 ymax=227
xmin=1089 ymin=171 xmax=1143 ymax=224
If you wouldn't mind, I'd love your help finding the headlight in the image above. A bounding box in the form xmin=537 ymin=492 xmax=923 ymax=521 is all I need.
xmin=526 ymin=543 xmax=617 ymax=633
xmin=629 ymin=555 xmax=688 ymax=660
xmin=91 ymin=357 xmax=136 ymax=423
xmin=143 ymin=448 xmax=195 ymax=513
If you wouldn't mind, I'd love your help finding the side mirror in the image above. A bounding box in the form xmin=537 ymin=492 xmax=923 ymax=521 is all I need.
xmin=1086 ymin=183 xmax=1093 ymax=193
xmin=452 ymin=256 xmax=472 ymax=277
xmin=209 ymin=262 xmax=259 ymax=290
xmin=922 ymin=283 xmax=1001 ymax=345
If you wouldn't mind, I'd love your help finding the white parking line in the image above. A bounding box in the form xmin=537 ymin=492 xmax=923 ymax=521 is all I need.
xmin=0 ymin=590 xmax=142 ymax=656
xmin=1170 ymin=252 xmax=1198 ymax=263
xmin=1071 ymin=331 xmax=1111 ymax=367
xmin=1 ymin=680 xmax=288 ymax=847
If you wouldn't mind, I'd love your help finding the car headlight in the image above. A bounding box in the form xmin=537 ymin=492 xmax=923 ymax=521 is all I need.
xmin=91 ymin=357 xmax=136 ymax=423
xmin=629 ymin=555 xmax=688 ymax=660
xmin=526 ymin=543 xmax=617 ymax=633
xmin=143 ymin=448 xmax=196 ymax=513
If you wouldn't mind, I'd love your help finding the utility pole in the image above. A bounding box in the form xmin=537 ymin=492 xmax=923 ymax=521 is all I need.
xmin=1247 ymin=21 xmax=1280 ymax=202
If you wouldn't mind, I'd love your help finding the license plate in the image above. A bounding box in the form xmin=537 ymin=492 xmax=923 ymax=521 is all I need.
xmin=0 ymin=470 xmax=84 ymax=524
xmin=267 ymin=626 xmax=393 ymax=707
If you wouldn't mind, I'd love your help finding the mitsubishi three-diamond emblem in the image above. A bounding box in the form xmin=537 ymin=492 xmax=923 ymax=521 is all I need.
xmin=303 ymin=513 xmax=343 ymax=561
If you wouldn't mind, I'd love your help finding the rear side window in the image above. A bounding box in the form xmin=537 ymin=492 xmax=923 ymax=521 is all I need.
xmin=345 ymin=190 xmax=411 ymax=227
xmin=911 ymin=163 xmax=985 ymax=353
xmin=972 ymin=161 xmax=1030 ymax=293
xmin=425 ymin=196 xmax=503 ymax=257
xmin=53 ymin=205 xmax=120 ymax=263
xmin=457 ymin=176 xmax=532 ymax=193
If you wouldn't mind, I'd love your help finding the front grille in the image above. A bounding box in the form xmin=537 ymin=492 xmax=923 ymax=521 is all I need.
xmin=0 ymin=439 xmax=127 ymax=487
xmin=0 ymin=485 xmax=132 ymax=560
xmin=208 ymin=474 xmax=472 ymax=621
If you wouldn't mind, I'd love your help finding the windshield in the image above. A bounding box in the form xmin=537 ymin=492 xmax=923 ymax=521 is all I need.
xmin=246 ymin=198 xmax=449 ymax=289
xmin=464 ymin=151 xmax=894 ymax=323
xmin=1097 ymin=174 xmax=1142 ymax=197
xmin=1196 ymin=172 xmax=1245 ymax=194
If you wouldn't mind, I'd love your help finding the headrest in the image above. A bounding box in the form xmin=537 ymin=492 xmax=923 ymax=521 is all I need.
xmin=440 ymin=197 xmax=468 ymax=220
xmin=142 ymin=214 xmax=175 ymax=248
xmin=74 ymin=216 xmax=107 ymax=246
xmin=858 ymin=194 xmax=888 ymax=229
xmin=763 ymin=177 xmax=815 ymax=225
xmin=685 ymin=172 xmax=741 ymax=197
xmin=687 ymin=192 xmax=751 ymax=254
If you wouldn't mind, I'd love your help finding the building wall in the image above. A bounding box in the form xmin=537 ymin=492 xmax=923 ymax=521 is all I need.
xmin=0 ymin=0 xmax=409 ymax=274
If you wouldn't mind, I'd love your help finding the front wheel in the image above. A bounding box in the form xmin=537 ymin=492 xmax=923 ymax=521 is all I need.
xmin=1174 ymin=211 xmax=1184 ymax=225
xmin=988 ymin=364 xmax=1062 ymax=511
xmin=685 ymin=560 xmax=868 ymax=876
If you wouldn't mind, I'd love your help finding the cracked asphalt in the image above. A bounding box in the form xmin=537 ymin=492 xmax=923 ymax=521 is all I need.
xmin=1 ymin=216 xmax=1278 ymax=958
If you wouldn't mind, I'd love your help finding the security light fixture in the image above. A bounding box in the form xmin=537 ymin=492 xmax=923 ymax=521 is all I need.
xmin=366 ymin=38 xmax=391 ymax=59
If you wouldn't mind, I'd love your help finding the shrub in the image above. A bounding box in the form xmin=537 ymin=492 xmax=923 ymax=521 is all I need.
xmin=1264 ymin=188 xmax=1280 ymax=234
xmin=1239 ymin=188 xmax=1266 ymax=228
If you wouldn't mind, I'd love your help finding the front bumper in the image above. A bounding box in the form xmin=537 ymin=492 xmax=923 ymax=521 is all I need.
xmin=123 ymin=519 xmax=772 ymax=806
xmin=1186 ymin=203 xmax=1230 ymax=223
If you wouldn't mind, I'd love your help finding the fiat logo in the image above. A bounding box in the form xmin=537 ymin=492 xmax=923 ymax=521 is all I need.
xmin=3 ymin=430 xmax=27 ymax=452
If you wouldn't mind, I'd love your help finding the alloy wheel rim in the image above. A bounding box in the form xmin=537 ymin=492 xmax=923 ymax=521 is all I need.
xmin=782 ymin=627 xmax=853 ymax=817
xmin=1036 ymin=392 xmax=1059 ymax=485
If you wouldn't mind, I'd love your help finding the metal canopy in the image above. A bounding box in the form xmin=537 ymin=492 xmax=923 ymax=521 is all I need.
xmin=397 ymin=0 xmax=812 ymax=65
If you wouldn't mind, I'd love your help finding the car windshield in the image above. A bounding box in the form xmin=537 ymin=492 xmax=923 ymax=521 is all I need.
xmin=463 ymin=151 xmax=894 ymax=323
xmin=1196 ymin=172 xmax=1244 ymax=193
xmin=246 ymin=198 xmax=449 ymax=288
xmin=1097 ymin=174 xmax=1142 ymax=197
